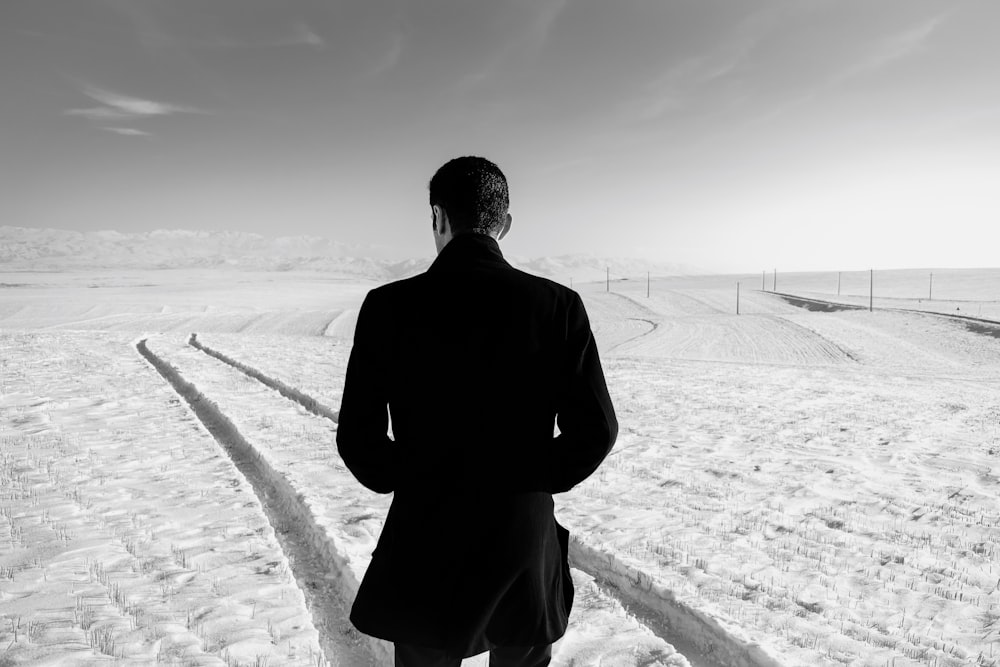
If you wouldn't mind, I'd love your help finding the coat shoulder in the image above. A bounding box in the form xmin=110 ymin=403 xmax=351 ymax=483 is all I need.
xmin=506 ymin=266 xmax=583 ymax=307
xmin=361 ymin=273 xmax=427 ymax=306
xmin=368 ymin=265 xmax=582 ymax=308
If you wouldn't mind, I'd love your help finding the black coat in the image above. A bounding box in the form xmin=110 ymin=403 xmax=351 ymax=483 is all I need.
xmin=336 ymin=233 xmax=617 ymax=657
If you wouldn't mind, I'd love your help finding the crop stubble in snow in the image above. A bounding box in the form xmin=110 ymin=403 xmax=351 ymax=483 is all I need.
xmin=157 ymin=333 xmax=690 ymax=666
xmin=4 ymin=271 xmax=1000 ymax=666
xmin=191 ymin=285 xmax=1000 ymax=666
xmin=137 ymin=336 xmax=378 ymax=666
xmin=0 ymin=331 xmax=326 ymax=666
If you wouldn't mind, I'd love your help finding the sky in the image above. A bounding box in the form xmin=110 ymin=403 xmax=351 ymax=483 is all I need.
xmin=2 ymin=0 xmax=998 ymax=272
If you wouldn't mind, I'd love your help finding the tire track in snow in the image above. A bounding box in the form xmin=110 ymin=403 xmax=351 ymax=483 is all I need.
xmin=606 ymin=317 xmax=659 ymax=354
xmin=136 ymin=338 xmax=380 ymax=667
xmin=580 ymin=293 xmax=664 ymax=355
xmin=774 ymin=290 xmax=1000 ymax=357
xmin=611 ymin=314 xmax=857 ymax=366
xmin=569 ymin=541 xmax=780 ymax=667
xmin=323 ymin=309 xmax=359 ymax=339
xmin=319 ymin=309 xmax=346 ymax=338
xmin=189 ymin=333 xmax=339 ymax=423
xmin=597 ymin=291 xmax=855 ymax=366
xmin=766 ymin=314 xmax=861 ymax=363
xmin=773 ymin=290 xmax=1000 ymax=327
xmin=187 ymin=337 xmax=787 ymax=666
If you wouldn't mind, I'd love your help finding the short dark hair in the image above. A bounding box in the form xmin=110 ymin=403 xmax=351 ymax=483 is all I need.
xmin=428 ymin=156 xmax=509 ymax=235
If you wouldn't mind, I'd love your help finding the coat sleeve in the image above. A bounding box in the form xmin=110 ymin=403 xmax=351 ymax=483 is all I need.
xmin=550 ymin=292 xmax=618 ymax=493
xmin=336 ymin=289 xmax=396 ymax=494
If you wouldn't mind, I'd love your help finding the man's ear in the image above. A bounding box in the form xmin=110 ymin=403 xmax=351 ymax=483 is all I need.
xmin=432 ymin=205 xmax=449 ymax=235
xmin=497 ymin=213 xmax=512 ymax=241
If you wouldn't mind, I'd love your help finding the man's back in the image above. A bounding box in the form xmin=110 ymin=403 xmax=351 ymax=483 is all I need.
xmin=336 ymin=158 xmax=616 ymax=662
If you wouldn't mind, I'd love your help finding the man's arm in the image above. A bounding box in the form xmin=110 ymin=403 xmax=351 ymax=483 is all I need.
xmin=550 ymin=292 xmax=618 ymax=493
xmin=336 ymin=290 xmax=395 ymax=494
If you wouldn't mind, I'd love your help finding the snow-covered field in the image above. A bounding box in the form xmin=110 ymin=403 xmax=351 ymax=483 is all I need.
xmin=0 ymin=331 xmax=329 ymax=666
xmin=2 ymin=267 xmax=999 ymax=666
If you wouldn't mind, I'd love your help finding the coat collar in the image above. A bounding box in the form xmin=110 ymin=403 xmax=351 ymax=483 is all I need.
xmin=427 ymin=233 xmax=510 ymax=273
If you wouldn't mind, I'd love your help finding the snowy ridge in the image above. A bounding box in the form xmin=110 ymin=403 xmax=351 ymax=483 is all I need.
xmin=511 ymin=254 xmax=699 ymax=283
xmin=0 ymin=226 xmax=416 ymax=279
xmin=0 ymin=226 xmax=694 ymax=282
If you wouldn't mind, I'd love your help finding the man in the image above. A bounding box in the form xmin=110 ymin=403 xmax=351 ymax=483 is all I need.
xmin=337 ymin=156 xmax=617 ymax=666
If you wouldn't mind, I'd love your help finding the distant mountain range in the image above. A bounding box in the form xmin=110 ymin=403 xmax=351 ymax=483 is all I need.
xmin=0 ymin=227 xmax=698 ymax=282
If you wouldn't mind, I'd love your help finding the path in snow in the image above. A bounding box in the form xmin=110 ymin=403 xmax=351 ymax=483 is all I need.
xmin=771 ymin=296 xmax=1000 ymax=378
xmin=784 ymin=289 xmax=1000 ymax=322
xmin=191 ymin=332 xmax=784 ymax=666
xmin=137 ymin=337 xmax=378 ymax=666
xmin=164 ymin=332 xmax=697 ymax=665
xmin=8 ymin=270 xmax=1000 ymax=666
xmin=580 ymin=290 xmax=857 ymax=366
xmin=189 ymin=333 xmax=340 ymax=423
xmin=183 ymin=332 xmax=695 ymax=665
xmin=196 ymin=302 xmax=1000 ymax=666
xmin=609 ymin=313 xmax=855 ymax=365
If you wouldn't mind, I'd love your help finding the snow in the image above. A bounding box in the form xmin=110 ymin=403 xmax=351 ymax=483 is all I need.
xmin=0 ymin=332 xmax=326 ymax=666
xmin=0 ymin=227 xmax=697 ymax=285
xmin=2 ymin=264 xmax=1000 ymax=666
xmin=0 ymin=269 xmax=373 ymax=335
xmin=138 ymin=332 xmax=688 ymax=666
xmin=0 ymin=227 xmax=415 ymax=277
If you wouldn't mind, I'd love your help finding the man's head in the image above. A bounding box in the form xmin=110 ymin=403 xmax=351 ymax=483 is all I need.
xmin=429 ymin=156 xmax=512 ymax=253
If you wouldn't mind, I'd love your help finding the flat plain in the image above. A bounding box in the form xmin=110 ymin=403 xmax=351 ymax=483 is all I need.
xmin=2 ymin=267 xmax=998 ymax=667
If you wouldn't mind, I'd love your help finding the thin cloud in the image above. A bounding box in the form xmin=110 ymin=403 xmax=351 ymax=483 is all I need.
xmin=837 ymin=14 xmax=947 ymax=82
xmin=65 ymin=84 xmax=207 ymax=131
xmin=459 ymin=0 xmax=569 ymax=89
xmin=280 ymin=21 xmax=325 ymax=50
xmin=82 ymin=85 xmax=205 ymax=116
xmin=199 ymin=20 xmax=326 ymax=51
xmin=625 ymin=7 xmax=780 ymax=124
xmin=527 ymin=0 xmax=569 ymax=50
xmin=103 ymin=127 xmax=152 ymax=137
xmin=632 ymin=55 xmax=731 ymax=122
xmin=749 ymin=13 xmax=949 ymax=128
xmin=367 ymin=30 xmax=405 ymax=77
xmin=101 ymin=0 xmax=177 ymax=53
xmin=65 ymin=106 xmax=135 ymax=121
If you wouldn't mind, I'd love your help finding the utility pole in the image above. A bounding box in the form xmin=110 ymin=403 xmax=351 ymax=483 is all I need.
xmin=869 ymin=269 xmax=874 ymax=312
xmin=736 ymin=282 xmax=741 ymax=315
